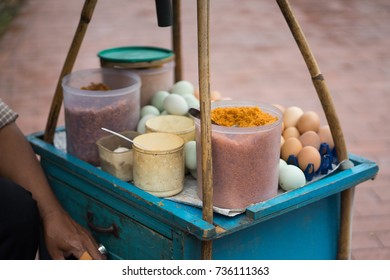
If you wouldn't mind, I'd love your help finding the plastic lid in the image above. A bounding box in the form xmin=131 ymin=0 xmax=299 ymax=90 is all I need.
xmin=98 ymin=46 xmax=174 ymax=68
xmin=146 ymin=115 xmax=195 ymax=134
xmin=133 ymin=132 xmax=184 ymax=153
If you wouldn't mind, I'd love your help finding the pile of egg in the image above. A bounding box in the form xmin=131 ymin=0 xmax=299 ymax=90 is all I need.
xmin=137 ymin=80 xmax=199 ymax=134
xmin=275 ymin=105 xmax=335 ymax=192
xmin=136 ymin=80 xmax=223 ymax=179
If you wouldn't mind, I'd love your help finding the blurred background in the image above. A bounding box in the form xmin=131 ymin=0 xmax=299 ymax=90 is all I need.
xmin=0 ymin=0 xmax=389 ymax=259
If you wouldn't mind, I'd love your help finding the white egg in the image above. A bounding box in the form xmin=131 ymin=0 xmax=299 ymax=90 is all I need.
xmin=171 ymin=80 xmax=194 ymax=95
xmin=141 ymin=105 xmax=160 ymax=117
xmin=151 ymin=91 xmax=170 ymax=112
xmin=137 ymin=114 xmax=156 ymax=134
xmin=163 ymin=93 xmax=189 ymax=116
xmin=279 ymin=164 xmax=306 ymax=191
xmin=279 ymin=159 xmax=287 ymax=170
xmin=160 ymin=110 xmax=169 ymax=115
xmin=184 ymin=141 xmax=197 ymax=170
xmin=113 ymin=147 xmax=130 ymax=153
xmin=183 ymin=94 xmax=200 ymax=109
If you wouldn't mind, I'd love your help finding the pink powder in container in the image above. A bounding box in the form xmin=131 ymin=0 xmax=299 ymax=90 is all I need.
xmin=194 ymin=100 xmax=283 ymax=209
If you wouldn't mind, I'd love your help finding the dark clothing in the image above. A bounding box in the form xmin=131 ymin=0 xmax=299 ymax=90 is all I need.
xmin=0 ymin=177 xmax=40 ymax=259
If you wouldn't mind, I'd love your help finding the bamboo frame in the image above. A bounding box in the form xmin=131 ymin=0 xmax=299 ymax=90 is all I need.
xmin=42 ymin=0 xmax=355 ymax=260
xmin=172 ymin=0 xmax=183 ymax=82
xmin=43 ymin=0 xmax=98 ymax=144
xmin=275 ymin=0 xmax=354 ymax=259
xmin=197 ymin=0 xmax=213 ymax=260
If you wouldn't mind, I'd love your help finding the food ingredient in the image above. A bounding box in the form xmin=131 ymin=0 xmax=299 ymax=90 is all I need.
xmin=170 ymin=80 xmax=195 ymax=95
xmin=137 ymin=114 xmax=156 ymax=134
xmin=297 ymin=146 xmax=321 ymax=173
xmin=65 ymin=98 xmax=138 ymax=166
xmin=279 ymin=164 xmax=306 ymax=191
xmin=151 ymin=90 xmax=170 ymax=111
xmin=280 ymin=137 xmax=302 ymax=162
xmin=283 ymin=106 xmax=303 ymax=128
xmin=296 ymin=110 xmax=321 ymax=133
xmin=318 ymin=125 xmax=334 ymax=150
xmin=113 ymin=147 xmax=130 ymax=153
xmin=184 ymin=141 xmax=197 ymax=171
xmin=195 ymin=102 xmax=282 ymax=209
xmin=163 ymin=93 xmax=189 ymax=115
xmin=282 ymin=126 xmax=300 ymax=140
xmin=80 ymin=82 xmax=111 ymax=91
xmin=183 ymin=94 xmax=200 ymax=110
xmin=211 ymin=106 xmax=278 ymax=127
xmin=299 ymin=130 xmax=321 ymax=150
xmin=196 ymin=127 xmax=280 ymax=209
xmin=279 ymin=158 xmax=287 ymax=170
xmin=272 ymin=104 xmax=285 ymax=114
xmin=141 ymin=105 xmax=160 ymax=117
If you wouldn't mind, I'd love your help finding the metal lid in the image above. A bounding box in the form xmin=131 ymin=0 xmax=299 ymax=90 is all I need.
xmin=98 ymin=46 xmax=174 ymax=69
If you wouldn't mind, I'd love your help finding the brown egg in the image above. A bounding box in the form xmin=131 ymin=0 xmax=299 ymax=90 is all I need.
xmin=194 ymin=88 xmax=199 ymax=99
xmin=211 ymin=90 xmax=222 ymax=101
xmin=272 ymin=103 xmax=286 ymax=114
xmin=281 ymin=137 xmax=303 ymax=161
xmin=299 ymin=130 xmax=321 ymax=150
xmin=282 ymin=126 xmax=300 ymax=140
xmin=281 ymin=135 xmax=285 ymax=148
xmin=283 ymin=106 xmax=304 ymax=128
xmin=318 ymin=125 xmax=335 ymax=150
xmin=296 ymin=111 xmax=321 ymax=133
xmin=297 ymin=146 xmax=321 ymax=173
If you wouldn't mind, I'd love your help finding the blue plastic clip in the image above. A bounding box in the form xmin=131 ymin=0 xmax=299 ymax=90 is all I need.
xmin=286 ymin=154 xmax=299 ymax=166
xmin=303 ymin=163 xmax=316 ymax=181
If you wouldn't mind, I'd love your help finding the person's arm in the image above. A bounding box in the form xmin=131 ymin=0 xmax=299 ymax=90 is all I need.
xmin=0 ymin=122 xmax=104 ymax=260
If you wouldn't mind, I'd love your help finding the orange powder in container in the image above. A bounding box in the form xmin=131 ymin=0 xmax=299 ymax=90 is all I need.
xmin=211 ymin=106 xmax=278 ymax=127
xmin=195 ymin=101 xmax=282 ymax=209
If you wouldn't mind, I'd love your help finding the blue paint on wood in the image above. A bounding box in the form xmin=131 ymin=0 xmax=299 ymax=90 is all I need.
xmin=27 ymin=130 xmax=379 ymax=259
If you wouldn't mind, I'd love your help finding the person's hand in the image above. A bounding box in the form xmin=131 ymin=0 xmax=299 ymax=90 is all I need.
xmin=41 ymin=210 xmax=105 ymax=260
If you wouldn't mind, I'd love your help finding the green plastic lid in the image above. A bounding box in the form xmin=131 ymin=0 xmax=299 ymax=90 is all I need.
xmin=98 ymin=46 xmax=174 ymax=68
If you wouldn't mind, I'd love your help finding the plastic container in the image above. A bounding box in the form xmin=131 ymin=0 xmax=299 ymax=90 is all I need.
xmin=128 ymin=62 xmax=175 ymax=107
xmin=62 ymin=68 xmax=141 ymax=166
xmin=98 ymin=46 xmax=175 ymax=106
xmin=194 ymin=100 xmax=283 ymax=209
xmin=96 ymin=131 xmax=140 ymax=181
xmin=145 ymin=115 xmax=195 ymax=143
xmin=132 ymin=132 xmax=184 ymax=197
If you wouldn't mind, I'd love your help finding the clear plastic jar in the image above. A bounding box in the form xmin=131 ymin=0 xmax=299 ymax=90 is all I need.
xmin=194 ymin=100 xmax=283 ymax=209
xmin=62 ymin=68 xmax=141 ymax=165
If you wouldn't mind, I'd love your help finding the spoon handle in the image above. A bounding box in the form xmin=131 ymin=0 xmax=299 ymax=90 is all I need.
xmin=101 ymin=128 xmax=134 ymax=144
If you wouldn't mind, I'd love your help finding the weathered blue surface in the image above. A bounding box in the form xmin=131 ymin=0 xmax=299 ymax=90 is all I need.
xmin=27 ymin=129 xmax=379 ymax=259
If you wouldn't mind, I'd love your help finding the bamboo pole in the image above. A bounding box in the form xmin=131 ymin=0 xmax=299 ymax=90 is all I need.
xmin=276 ymin=0 xmax=354 ymax=259
xmin=43 ymin=0 xmax=98 ymax=143
xmin=172 ymin=0 xmax=183 ymax=82
xmin=197 ymin=0 xmax=213 ymax=260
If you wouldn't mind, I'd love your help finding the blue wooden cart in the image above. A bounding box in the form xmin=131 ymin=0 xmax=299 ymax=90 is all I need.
xmin=29 ymin=0 xmax=379 ymax=259
xmin=28 ymin=129 xmax=378 ymax=259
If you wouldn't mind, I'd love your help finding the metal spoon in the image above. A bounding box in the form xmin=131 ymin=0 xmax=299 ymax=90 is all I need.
xmin=101 ymin=127 xmax=145 ymax=149
xmin=188 ymin=108 xmax=219 ymax=125
xmin=188 ymin=108 xmax=237 ymax=127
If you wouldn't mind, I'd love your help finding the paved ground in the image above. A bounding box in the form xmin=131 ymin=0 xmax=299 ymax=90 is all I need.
xmin=0 ymin=0 xmax=389 ymax=259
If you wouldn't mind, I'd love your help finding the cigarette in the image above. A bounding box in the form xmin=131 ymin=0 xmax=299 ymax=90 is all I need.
xmin=79 ymin=244 xmax=107 ymax=260
xmin=79 ymin=251 xmax=93 ymax=260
